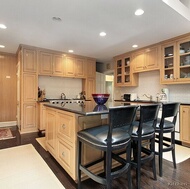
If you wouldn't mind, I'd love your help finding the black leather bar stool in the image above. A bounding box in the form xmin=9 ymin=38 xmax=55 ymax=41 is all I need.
xmin=155 ymin=102 xmax=180 ymax=177
xmin=77 ymin=105 xmax=138 ymax=189
xmin=131 ymin=104 xmax=160 ymax=189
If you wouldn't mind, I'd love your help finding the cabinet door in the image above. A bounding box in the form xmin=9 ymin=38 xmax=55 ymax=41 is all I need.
xmin=38 ymin=103 xmax=46 ymax=131
xmin=114 ymin=56 xmax=138 ymax=87
xmin=22 ymin=103 xmax=37 ymax=133
xmin=132 ymin=51 xmax=145 ymax=72
xmin=145 ymin=46 xmax=159 ymax=70
xmin=53 ymin=54 xmax=64 ymax=76
xmin=75 ymin=58 xmax=85 ymax=78
xmin=85 ymin=77 xmax=96 ymax=100
xmin=23 ymin=48 xmax=37 ymax=72
xmin=161 ymin=43 xmax=176 ymax=84
xmin=114 ymin=58 xmax=123 ymax=86
xmin=46 ymin=108 xmax=57 ymax=157
xmin=86 ymin=59 xmax=96 ymax=78
xmin=180 ymin=106 xmax=190 ymax=144
xmin=23 ymin=73 xmax=37 ymax=102
xmin=39 ymin=51 xmax=53 ymax=75
xmin=65 ymin=57 xmax=75 ymax=77
xmin=176 ymin=37 xmax=190 ymax=83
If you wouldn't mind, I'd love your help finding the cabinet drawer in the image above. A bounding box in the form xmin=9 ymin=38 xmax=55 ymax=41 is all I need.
xmin=57 ymin=139 xmax=75 ymax=178
xmin=57 ymin=111 xmax=75 ymax=143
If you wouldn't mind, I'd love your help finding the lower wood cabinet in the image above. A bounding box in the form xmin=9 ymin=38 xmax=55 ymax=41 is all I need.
xmin=46 ymin=108 xmax=57 ymax=157
xmin=57 ymin=138 xmax=75 ymax=178
xmin=180 ymin=105 xmax=190 ymax=146
xmin=38 ymin=102 xmax=47 ymax=132
xmin=45 ymin=107 xmax=108 ymax=182
xmin=21 ymin=103 xmax=37 ymax=133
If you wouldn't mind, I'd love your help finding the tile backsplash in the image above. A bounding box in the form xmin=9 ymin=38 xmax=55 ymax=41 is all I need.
xmin=114 ymin=70 xmax=190 ymax=103
xmin=38 ymin=76 xmax=82 ymax=99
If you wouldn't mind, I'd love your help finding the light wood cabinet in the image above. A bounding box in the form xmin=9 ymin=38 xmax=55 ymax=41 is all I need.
xmin=22 ymin=103 xmax=37 ymax=133
xmin=133 ymin=45 xmax=160 ymax=73
xmin=38 ymin=51 xmax=64 ymax=76
xmin=114 ymin=54 xmax=138 ymax=86
xmin=18 ymin=46 xmax=38 ymax=134
xmin=83 ymin=77 xmax=96 ymax=100
xmin=46 ymin=108 xmax=57 ymax=157
xmin=23 ymin=73 xmax=37 ymax=102
xmin=64 ymin=56 xmax=86 ymax=78
xmin=56 ymin=110 xmax=76 ymax=178
xmin=86 ymin=58 xmax=96 ymax=78
xmin=161 ymin=36 xmax=190 ymax=84
xmin=180 ymin=105 xmax=190 ymax=146
xmin=82 ymin=59 xmax=96 ymax=100
xmin=38 ymin=102 xmax=47 ymax=131
xmin=23 ymin=48 xmax=37 ymax=73
xmin=45 ymin=107 xmax=108 ymax=181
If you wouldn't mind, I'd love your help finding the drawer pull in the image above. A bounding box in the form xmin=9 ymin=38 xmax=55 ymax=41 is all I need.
xmin=62 ymin=124 xmax=66 ymax=129
xmin=62 ymin=152 xmax=65 ymax=157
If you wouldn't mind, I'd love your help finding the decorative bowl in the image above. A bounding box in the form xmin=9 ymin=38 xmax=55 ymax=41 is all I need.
xmin=92 ymin=94 xmax=110 ymax=105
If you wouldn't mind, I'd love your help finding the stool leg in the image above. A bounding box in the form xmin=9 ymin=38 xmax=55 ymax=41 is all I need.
xmin=106 ymin=150 xmax=112 ymax=189
xmin=136 ymin=140 xmax=141 ymax=189
xmin=127 ymin=142 xmax=132 ymax=189
xmin=159 ymin=134 xmax=163 ymax=177
xmin=151 ymin=137 xmax=157 ymax=180
xmin=171 ymin=131 xmax=176 ymax=169
xmin=77 ymin=140 xmax=82 ymax=189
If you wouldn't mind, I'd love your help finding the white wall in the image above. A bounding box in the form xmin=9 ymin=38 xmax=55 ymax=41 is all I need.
xmin=38 ymin=76 xmax=82 ymax=99
xmin=114 ymin=70 xmax=190 ymax=103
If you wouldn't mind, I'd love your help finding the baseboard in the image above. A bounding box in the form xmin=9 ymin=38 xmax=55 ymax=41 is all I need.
xmin=0 ymin=121 xmax=17 ymax=127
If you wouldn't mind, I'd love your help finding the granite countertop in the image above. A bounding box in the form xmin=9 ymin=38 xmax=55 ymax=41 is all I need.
xmin=115 ymin=99 xmax=190 ymax=105
xmin=44 ymin=101 xmax=155 ymax=116
xmin=44 ymin=99 xmax=190 ymax=116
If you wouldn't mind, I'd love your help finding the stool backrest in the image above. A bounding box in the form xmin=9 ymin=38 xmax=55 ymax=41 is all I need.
xmin=137 ymin=104 xmax=160 ymax=135
xmin=160 ymin=102 xmax=180 ymax=127
xmin=107 ymin=105 xmax=138 ymax=140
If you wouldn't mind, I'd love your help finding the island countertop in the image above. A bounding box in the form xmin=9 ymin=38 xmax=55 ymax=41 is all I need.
xmin=44 ymin=100 xmax=158 ymax=116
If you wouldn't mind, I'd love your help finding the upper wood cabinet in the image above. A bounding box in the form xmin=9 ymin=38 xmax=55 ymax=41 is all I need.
xmin=22 ymin=73 xmax=37 ymax=102
xmin=160 ymin=36 xmax=190 ymax=84
xmin=132 ymin=45 xmax=160 ymax=73
xmin=23 ymin=48 xmax=37 ymax=73
xmin=38 ymin=51 xmax=64 ymax=76
xmin=64 ymin=56 xmax=86 ymax=78
xmin=86 ymin=58 xmax=96 ymax=78
xmin=114 ymin=54 xmax=138 ymax=87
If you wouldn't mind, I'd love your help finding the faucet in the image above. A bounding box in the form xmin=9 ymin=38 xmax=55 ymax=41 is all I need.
xmin=61 ymin=93 xmax=66 ymax=99
xmin=143 ymin=94 xmax=152 ymax=101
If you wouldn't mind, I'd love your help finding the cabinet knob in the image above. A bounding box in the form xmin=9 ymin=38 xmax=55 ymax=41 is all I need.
xmin=62 ymin=152 xmax=65 ymax=157
xmin=62 ymin=124 xmax=66 ymax=129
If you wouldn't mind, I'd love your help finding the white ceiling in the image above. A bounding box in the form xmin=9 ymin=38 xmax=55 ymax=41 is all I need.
xmin=0 ymin=0 xmax=190 ymax=63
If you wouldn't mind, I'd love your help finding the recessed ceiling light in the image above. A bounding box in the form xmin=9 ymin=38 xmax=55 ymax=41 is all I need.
xmin=0 ymin=45 xmax=5 ymax=48
xmin=132 ymin=44 xmax=138 ymax=48
xmin=99 ymin=32 xmax=107 ymax=37
xmin=135 ymin=9 xmax=144 ymax=16
xmin=68 ymin=50 xmax=74 ymax=53
xmin=52 ymin=17 xmax=62 ymax=21
xmin=0 ymin=24 xmax=7 ymax=29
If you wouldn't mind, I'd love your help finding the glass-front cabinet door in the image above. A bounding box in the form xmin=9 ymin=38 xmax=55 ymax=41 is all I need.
xmin=114 ymin=55 xmax=137 ymax=86
xmin=177 ymin=38 xmax=190 ymax=82
xmin=161 ymin=36 xmax=190 ymax=84
xmin=161 ymin=42 xmax=176 ymax=84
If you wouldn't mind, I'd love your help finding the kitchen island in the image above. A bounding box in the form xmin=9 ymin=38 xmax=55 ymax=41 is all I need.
xmin=44 ymin=101 xmax=157 ymax=182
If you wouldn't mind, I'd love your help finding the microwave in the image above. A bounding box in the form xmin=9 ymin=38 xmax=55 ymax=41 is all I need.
xmin=123 ymin=93 xmax=137 ymax=101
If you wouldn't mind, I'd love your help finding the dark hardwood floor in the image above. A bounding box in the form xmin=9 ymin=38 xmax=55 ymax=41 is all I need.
xmin=0 ymin=126 xmax=190 ymax=189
